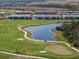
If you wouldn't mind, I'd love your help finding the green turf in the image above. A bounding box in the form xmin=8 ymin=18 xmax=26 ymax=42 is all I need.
xmin=0 ymin=53 xmax=10 ymax=59
xmin=0 ymin=20 xmax=79 ymax=59
xmin=0 ymin=10 xmax=16 ymax=12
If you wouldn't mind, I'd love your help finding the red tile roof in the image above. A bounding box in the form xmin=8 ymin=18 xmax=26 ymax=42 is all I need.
xmin=19 ymin=7 xmax=69 ymax=11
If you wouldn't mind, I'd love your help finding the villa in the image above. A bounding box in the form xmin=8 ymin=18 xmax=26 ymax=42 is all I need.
xmin=7 ymin=10 xmax=79 ymax=20
xmin=0 ymin=7 xmax=79 ymax=20
xmin=8 ymin=14 xmax=79 ymax=20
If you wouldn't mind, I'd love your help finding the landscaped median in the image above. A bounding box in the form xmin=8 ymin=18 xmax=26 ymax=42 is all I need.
xmin=0 ymin=20 xmax=79 ymax=59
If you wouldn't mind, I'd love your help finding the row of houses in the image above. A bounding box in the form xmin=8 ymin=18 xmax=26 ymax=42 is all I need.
xmin=7 ymin=10 xmax=79 ymax=20
xmin=0 ymin=1 xmax=71 ymax=7
xmin=0 ymin=0 xmax=78 ymax=7
xmin=8 ymin=14 xmax=79 ymax=20
xmin=0 ymin=8 xmax=79 ymax=20
xmin=0 ymin=1 xmax=28 ymax=7
xmin=15 ymin=10 xmax=79 ymax=15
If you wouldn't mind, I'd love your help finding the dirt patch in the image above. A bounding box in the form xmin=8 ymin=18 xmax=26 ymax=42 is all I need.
xmin=45 ymin=45 xmax=73 ymax=55
xmin=21 ymin=26 xmax=32 ymax=39
xmin=27 ymin=31 xmax=32 ymax=38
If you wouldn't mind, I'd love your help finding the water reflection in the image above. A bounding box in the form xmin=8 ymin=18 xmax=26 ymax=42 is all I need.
xmin=24 ymin=23 xmax=62 ymax=41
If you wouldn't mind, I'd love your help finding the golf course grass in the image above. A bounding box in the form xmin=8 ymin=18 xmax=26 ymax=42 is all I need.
xmin=52 ymin=30 xmax=68 ymax=42
xmin=45 ymin=44 xmax=73 ymax=55
xmin=0 ymin=20 xmax=79 ymax=59
xmin=0 ymin=9 xmax=16 ymax=12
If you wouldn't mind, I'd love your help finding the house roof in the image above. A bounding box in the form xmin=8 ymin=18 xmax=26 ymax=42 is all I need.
xmin=28 ymin=1 xmax=67 ymax=5
xmin=63 ymin=15 xmax=79 ymax=17
xmin=19 ymin=7 xmax=69 ymax=11
xmin=9 ymin=15 xmax=31 ymax=17
xmin=0 ymin=12 xmax=6 ymax=14
xmin=9 ymin=14 xmax=61 ymax=17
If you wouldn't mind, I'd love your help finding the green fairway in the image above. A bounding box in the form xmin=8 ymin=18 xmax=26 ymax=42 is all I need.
xmin=0 ymin=20 xmax=79 ymax=59
xmin=0 ymin=53 xmax=10 ymax=59
xmin=0 ymin=10 xmax=16 ymax=12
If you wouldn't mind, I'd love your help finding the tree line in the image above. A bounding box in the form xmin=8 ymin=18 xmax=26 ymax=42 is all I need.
xmin=56 ymin=20 xmax=79 ymax=48
xmin=64 ymin=1 xmax=79 ymax=11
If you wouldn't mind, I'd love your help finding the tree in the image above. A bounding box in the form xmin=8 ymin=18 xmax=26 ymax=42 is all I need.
xmin=61 ymin=20 xmax=79 ymax=47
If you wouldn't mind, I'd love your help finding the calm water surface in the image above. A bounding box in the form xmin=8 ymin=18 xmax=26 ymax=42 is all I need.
xmin=24 ymin=23 xmax=62 ymax=41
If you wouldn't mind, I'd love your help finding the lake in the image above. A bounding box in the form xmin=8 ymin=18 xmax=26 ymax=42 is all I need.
xmin=24 ymin=23 xmax=62 ymax=41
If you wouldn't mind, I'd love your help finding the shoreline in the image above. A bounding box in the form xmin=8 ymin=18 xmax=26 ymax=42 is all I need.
xmin=18 ymin=23 xmax=79 ymax=53
xmin=18 ymin=22 xmax=60 ymax=42
xmin=19 ymin=22 xmax=62 ymax=42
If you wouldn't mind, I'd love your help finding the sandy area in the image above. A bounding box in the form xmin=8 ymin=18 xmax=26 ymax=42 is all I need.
xmin=45 ymin=45 xmax=73 ymax=55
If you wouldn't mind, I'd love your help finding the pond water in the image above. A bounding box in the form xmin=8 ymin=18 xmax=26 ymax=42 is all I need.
xmin=24 ymin=23 xmax=62 ymax=41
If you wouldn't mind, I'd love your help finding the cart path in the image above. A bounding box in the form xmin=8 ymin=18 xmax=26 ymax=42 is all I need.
xmin=18 ymin=25 xmax=79 ymax=53
xmin=0 ymin=51 xmax=48 ymax=59
xmin=0 ymin=25 xmax=79 ymax=59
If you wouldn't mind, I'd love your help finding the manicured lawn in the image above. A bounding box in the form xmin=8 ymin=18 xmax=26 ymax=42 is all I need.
xmin=0 ymin=10 xmax=16 ymax=12
xmin=0 ymin=20 xmax=79 ymax=59
xmin=45 ymin=44 xmax=73 ymax=55
xmin=0 ymin=53 xmax=10 ymax=59
xmin=0 ymin=53 xmax=36 ymax=59
xmin=52 ymin=30 xmax=68 ymax=42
